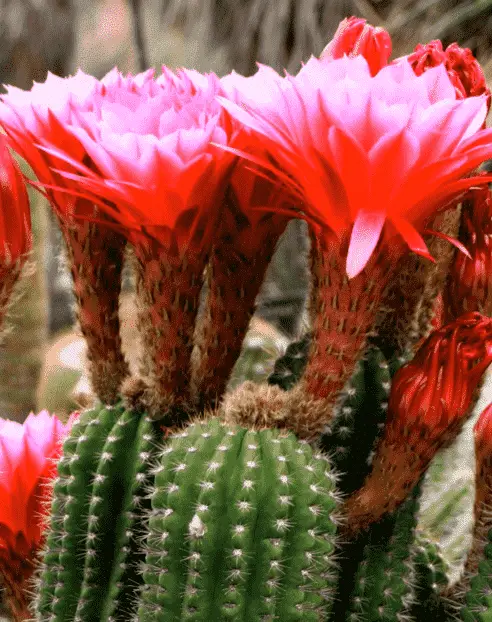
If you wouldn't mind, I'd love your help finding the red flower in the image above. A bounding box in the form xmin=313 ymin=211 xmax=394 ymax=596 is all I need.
xmin=344 ymin=312 xmax=492 ymax=534
xmin=390 ymin=312 xmax=492 ymax=431
xmin=0 ymin=135 xmax=31 ymax=267
xmin=320 ymin=16 xmax=392 ymax=76
xmin=444 ymin=184 xmax=492 ymax=319
xmin=219 ymin=55 xmax=492 ymax=278
xmin=0 ymin=410 xmax=77 ymax=620
xmin=42 ymin=67 xmax=240 ymax=255
xmin=406 ymin=40 xmax=491 ymax=111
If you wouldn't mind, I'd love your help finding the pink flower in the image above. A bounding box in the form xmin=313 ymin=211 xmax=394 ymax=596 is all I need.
xmin=0 ymin=136 xmax=31 ymax=267
xmin=320 ymin=16 xmax=392 ymax=76
xmin=0 ymin=70 xmax=100 ymax=222
xmin=218 ymin=55 xmax=492 ymax=278
xmin=0 ymin=410 xmax=77 ymax=556
xmin=0 ymin=410 xmax=77 ymax=621
xmin=41 ymin=67 xmax=240 ymax=254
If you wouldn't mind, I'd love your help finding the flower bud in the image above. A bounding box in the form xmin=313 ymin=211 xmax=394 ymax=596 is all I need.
xmin=320 ymin=16 xmax=392 ymax=76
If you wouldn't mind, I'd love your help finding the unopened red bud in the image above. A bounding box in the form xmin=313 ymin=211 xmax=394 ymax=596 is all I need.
xmin=407 ymin=40 xmax=491 ymax=109
xmin=320 ymin=16 xmax=392 ymax=76
xmin=344 ymin=312 xmax=492 ymax=535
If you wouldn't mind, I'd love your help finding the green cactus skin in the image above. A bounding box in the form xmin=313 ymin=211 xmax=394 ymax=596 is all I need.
xmin=346 ymin=482 xmax=421 ymax=622
xmin=34 ymin=411 xmax=91 ymax=618
xmin=459 ymin=527 xmax=492 ymax=621
xmin=138 ymin=418 xmax=339 ymax=621
xmin=327 ymin=349 xmax=412 ymax=622
xmin=409 ymin=533 xmax=449 ymax=620
xmin=323 ymin=346 xmax=391 ymax=497
xmin=38 ymin=404 xmax=125 ymax=621
xmin=108 ymin=417 xmax=162 ymax=621
xmin=35 ymin=403 xmax=161 ymax=622
xmin=74 ymin=410 xmax=158 ymax=621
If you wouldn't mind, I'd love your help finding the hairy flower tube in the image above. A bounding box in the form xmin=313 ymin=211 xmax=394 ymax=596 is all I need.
xmin=0 ymin=135 xmax=31 ymax=330
xmin=187 ymin=70 xmax=296 ymax=412
xmin=219 ymin=52 xmax=492 ymax=425
xmin=40 ymin=67 xmax=241 ymax=419
xmin=344 ymin=312 xmax=492 ymax=535
xmin=320 ymin=16 xmax=392 ymax=75
xmin=0 ymin=70 xmax=143 ymax=405
xmin=0 ymin=410 xmax=77 ymax=621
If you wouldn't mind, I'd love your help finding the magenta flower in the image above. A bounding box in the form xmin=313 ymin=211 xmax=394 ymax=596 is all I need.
xmin=0 ymin=410 xmax=77 ymax=621
xmin=44 ymin=66 xmax=240 ymax=253
xmin=219 ymin=54 xmax=492 ymax=278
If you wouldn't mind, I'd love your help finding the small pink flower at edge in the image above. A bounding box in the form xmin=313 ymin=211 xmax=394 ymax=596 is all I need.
xmin=0 ymin=410 xmax=77 ymax=560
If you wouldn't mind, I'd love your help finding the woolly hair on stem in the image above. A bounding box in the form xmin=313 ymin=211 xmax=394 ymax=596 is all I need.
xmin=128 ymin=233 xmax=210 ymax=422
xmin=374 ymin=206 xmax=462 ymax=359
xmin=279 ymin=230 xmax=395 ymax=440
xmin=191 ymin=182 xmax=288 ymax=412
xmin=60 ymin=218 xmax=129 ymax=406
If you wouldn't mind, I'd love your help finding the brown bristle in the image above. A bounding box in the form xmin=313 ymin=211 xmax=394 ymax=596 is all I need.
xmin=62 ymin=222 xmax=129 ymax=405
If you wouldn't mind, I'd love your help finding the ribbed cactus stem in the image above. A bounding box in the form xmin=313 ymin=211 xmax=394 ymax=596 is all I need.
xmin=346 ymin=483 xmax=420 ymax=622
xmin=192 ymin=199 xmax=286 ymax=411
xmin=448 ymin=404 xmax=492 ymax=605
xmin=285 ymin=233 xmax=393 ymax=439
xmin=410 ymin=533 xmax=449 ymax=619
xmin=132 ymin=241 xmax=208 ymax=421
xmin=62 ymin=220 xmax=129 ymax=405
xmin=139 ymin=419 xmax=340 ymax=621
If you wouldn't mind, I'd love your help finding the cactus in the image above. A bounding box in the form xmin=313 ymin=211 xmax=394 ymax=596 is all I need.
xmin=1 ymin=15 xmax=492 ymax=622
xmin=139 ymin=419 xmax=339 ymax=620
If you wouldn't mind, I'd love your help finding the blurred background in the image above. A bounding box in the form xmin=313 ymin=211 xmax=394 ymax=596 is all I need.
xmin=0 ymin=1 xmax=492 ymax=590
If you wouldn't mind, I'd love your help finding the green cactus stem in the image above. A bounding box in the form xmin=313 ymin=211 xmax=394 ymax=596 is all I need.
xmin=138 ymin=418 xmax=340 ymax=621
xmin=35 ymin=403 xmax=161 ymax=622
xmin=409 ymin=532 xmax=449 ymax=620
xmin=345 ymin=482 xmax=421 ymax=622
xmin=268 ymin=333 xmax=311 ymax=392
xmin=322 ymin=346 xmax=391 ymax=497
xmin=34 ymin=409 xmax=93 ymax=619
